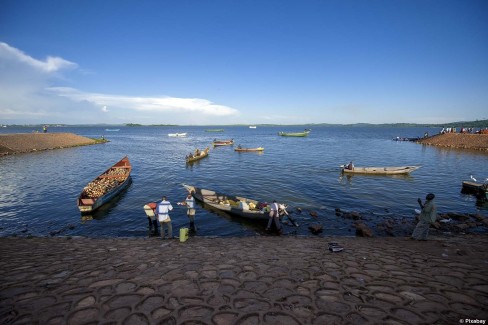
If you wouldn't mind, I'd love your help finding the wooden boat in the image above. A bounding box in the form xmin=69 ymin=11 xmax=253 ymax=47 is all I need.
xmin=392 ymin=137 xmax=420 ymax=142
xmin=278 ymin=129 xmax=311 ymax=137
xmin=168 ymin=132 xmax=187 ymax=137
xmin=341 ymin=165 xmax=421 ymax=175
xmin=183 ymin=184 xmax=288 ymax=222
xmin=186 ymin=147 xmax=209 ymax=163
xmin=461 ymin=181 xmax=488 ymax=200
xmin=205 ymin=129 xmax=224 ymax=132
xmin=77 ymin=156 xmax=132 ymax=213
xmin=213 ymin=139 xmax=234 ymax=147
xmin=235 ymin=147 xmax=264 ymax=152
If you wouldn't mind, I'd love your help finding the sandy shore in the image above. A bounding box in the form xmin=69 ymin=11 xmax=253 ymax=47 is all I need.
xmin=1 ymin=235 xmax=487 ymax=324
xmin=0 ymin=133 xmax=103 ymax=155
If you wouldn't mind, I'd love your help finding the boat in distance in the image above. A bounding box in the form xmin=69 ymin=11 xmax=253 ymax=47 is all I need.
xmin=461 ymin=181 xmax=488 ymax=200
xmin=183 ymin=184 xmax=288 ymax=222
xmin=235 ymin=146 xmax=264 ymax=152
xmin=168 ymin=132 xmax=187 ymax=137
xmin=205 ymin=129 xmax=224 ymax=132
xmin=186 ymin=147 xmax=210 ymax=163
xmin=77 ymin=156 xmax=132 ymax=213
xmin=340 ymin=165 xmax=421 ymax=175
xmin=278 ymin=129 xmax=311 ymax=137
xmin=213 ymin=139 xmax=234 ymax=146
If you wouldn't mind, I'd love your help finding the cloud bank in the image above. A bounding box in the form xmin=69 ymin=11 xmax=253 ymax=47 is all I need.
xmin=0 ymin=42 xmax=239 ymax=124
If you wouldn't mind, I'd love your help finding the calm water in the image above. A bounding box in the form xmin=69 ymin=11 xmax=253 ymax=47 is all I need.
xmin=0 ymin=125 xmax=487 ymax=238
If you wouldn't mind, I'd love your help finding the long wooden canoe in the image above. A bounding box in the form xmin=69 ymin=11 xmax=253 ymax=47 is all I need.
xmin=213 ymin=139 xmax=234 ymax=147
xmin=278 ymin=129 xmax=310 ymax=137
xmin=183 ymin=184 xmax=287 ymax=222
xmin=77 ymin=156 xmax=132 ymax=213
xmin=186 ymin=147 xmax=209 ymax=163
xmin=235 ymin=147 xmax=264 ymax=152
xmin=341 ymin=165 xmax=421 ymax=175
xmin=168 ymin=132 xmax=187 ymax=137
xmin=205 ymin=129 xmax=224 ymax=132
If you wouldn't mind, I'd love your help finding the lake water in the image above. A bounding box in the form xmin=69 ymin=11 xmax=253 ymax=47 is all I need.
xmin=0 ymin=125 xmax=487 ymax=238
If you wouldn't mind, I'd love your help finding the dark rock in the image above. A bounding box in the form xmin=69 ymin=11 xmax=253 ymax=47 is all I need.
xmin=354 ymin=223 xmax=374 ymax=237
xmin=308 ymin=224 xmax=323 ymax=234
xmin=447 ymin=213 xmax=471 ymax=222
xmin=310 ymin=211 xmax=318 ymax=218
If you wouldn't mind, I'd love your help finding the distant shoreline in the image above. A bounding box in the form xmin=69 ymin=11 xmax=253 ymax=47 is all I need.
xmin=0 ymin=133 xmax=107 ymax=156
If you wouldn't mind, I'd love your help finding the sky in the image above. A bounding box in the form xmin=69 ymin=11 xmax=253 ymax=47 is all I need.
xmin=0 ymin=0 xmax=487 ymax=125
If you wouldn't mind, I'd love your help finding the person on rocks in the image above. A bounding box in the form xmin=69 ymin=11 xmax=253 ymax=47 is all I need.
xmin=266 ymin=200 xmax=282 ymax=235
xmin=156 ymin=196 xmax=173 ymax=239
xmin=143 ymin=202 xmax=159 ymax=236
xmin=180 ymin=191 xmax=197 ymax=232
xmin=411 ymin=193 xmax=437 ymax=240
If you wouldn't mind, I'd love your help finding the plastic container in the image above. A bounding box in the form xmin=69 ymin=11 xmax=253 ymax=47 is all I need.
xmin=179 ymin=228 xmax=189 ymax=242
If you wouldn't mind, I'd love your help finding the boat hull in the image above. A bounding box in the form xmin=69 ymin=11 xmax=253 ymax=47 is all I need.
xmin=186 ymin=148 xmax=209 ymax=163
xmin=183 ymin=184 xmax=280 ymax=222
xmin=462 ymin=181 xmax=488 ymax=200
xmin=341 ymin=166 xmax=421 ymax=175
xmin=235 ymin=147 xmax=264 ymax=152
xmin=278 ymin=130 xmax=310 ymax=137
xmin=77 ymin=156 xmax=132 ymax=213
xmin=168 ymin=133 xmax=187 ymax=137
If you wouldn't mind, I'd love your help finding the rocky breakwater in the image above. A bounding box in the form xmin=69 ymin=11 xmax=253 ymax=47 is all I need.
xmin=0 ymin=133 xmax=106 ymax=155
xmin=417 ymin=133 xmax=488 ymax=151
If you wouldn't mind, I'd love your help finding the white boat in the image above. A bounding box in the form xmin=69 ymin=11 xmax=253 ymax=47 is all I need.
xmin=168 ymin=133 xmax=187 ymax=137
xmin=249 ymin=126 xmax=257 ymax=129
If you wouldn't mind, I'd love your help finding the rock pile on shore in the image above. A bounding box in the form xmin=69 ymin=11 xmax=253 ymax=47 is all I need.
xmin=417 ymin=133 xmax=488 ymax=151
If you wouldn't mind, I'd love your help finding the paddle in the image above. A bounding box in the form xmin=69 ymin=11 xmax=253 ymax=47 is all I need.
xmin=280 ymin=206 xmax=299 ymax=227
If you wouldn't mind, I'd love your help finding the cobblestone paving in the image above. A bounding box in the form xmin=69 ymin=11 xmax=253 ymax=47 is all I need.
xmin=1 ymin=236 xmax=487 ymax=324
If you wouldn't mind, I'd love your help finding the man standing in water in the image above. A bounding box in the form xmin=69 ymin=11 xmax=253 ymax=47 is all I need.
xmin=411 ymin=193 xmax=437 ymax=240
xmin=157 ymin=196 xmax=173 ymax=239
xmin=181 ymin=192 xmax=197 ymax=232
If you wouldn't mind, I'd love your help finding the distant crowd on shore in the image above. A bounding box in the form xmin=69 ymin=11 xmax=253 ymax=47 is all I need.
xmin=440 ymin=127 xmax=488 ymax=134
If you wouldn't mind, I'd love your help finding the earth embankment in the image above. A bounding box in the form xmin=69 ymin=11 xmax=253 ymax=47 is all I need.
xmin=417 ymin=133 xmax=488 ymax=151
xmin=0 ymin=133 xmax=103 ymax=155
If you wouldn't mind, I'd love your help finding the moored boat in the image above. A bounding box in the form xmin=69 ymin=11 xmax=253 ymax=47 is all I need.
xmin=213 ymin=139 xmax=234 ymax=146
xmin=186 ymin=147 xmax=210 ymax=163
xmin=341 ymin=165 xmax=421 ymax=175
xmin=168 ymin=132 xmax=187 ymax=137
xmin=77 ymin=156 xmax=132 ymax=213
xmin=461 ymin=181 xmax=488 ymax=200
xmin=249 ymin=126 xmax=257 ymax=129
xmin=278 ymin=129 xmax=311 ymax=137
xmin=205 ymin=129 xmax=224 ymax=132
xmin=235 ymin=146 xmax=264 ymax=152
xmin=182 ymin=184 xmax=288 ymax=222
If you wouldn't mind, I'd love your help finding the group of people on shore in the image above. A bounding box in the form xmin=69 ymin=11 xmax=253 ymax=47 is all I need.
xmin=143 ymin=192 xmax=197 ymax=239
xmin=144 ymin=190 xmax=438 ymax=241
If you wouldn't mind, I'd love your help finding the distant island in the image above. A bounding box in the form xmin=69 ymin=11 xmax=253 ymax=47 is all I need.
xmin=2 ymin=119 xmax=487 ymax=128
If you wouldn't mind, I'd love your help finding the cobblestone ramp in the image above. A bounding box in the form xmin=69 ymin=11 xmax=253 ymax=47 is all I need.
xmin=0 ymin=236 xmax=487 ymax=324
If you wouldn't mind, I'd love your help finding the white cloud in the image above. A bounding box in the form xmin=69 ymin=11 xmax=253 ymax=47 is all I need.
xmin=0 ymin=42 xmax=77 ymax=73
xmin=47 ymin=87 xmax=239 ymax=116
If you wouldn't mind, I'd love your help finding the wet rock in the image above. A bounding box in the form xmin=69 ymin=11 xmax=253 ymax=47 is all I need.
xmin=455 ymin=224 xmax=470 ymax=230
xmin=308 ymin=224 xmax=323 ymax=234
xmin=354 ymin=223 xmax=374 ymax=237
xmin=446 ymin=213 xmax=470 ymax=222
xmin=309 ymin=211 xmax=318 ymax=218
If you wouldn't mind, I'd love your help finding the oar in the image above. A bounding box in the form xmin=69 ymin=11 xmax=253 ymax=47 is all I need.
xmin=281 ymin=208 xmax=299 ymax=227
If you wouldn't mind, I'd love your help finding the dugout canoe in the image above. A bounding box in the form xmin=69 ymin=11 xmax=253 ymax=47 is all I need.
xmin=186 ymin=147 xmax=210 ymax=163
xmin=182 ymin=184 xmax=288 ymax=222
xmin=168 ymin=132 xmax=187 ymax=137
xmin=213 ymin=139 xmax=234 ymax=147
xmin=77 ymin=156 xmax=132 ymax=213
xmin=234 ymin=147 xmax=264 ymax=152
xmin=278 ymin=129 xmax=311 ymax=137
xmin=341 ymin=165 xmax=421 ymax=175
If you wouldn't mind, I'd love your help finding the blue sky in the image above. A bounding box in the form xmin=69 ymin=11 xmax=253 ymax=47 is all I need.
xmin=1 ymin=0 xmax=487 ymax=125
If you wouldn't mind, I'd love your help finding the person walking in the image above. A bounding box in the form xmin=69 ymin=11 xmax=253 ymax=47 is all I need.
xmin=156 ymin=196 xmax=173 ymax=239
xmin=180 ymin=192 xmax=197 ymax=232
xmin=411 ymin=193 xmax=437 ymax=240
xmin=266 ymin=200 xmax=282 ymax=234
